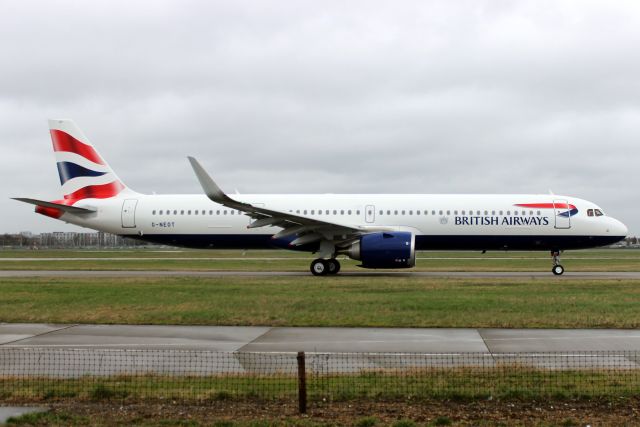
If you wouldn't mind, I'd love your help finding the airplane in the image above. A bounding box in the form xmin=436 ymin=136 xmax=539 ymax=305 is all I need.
xmin=13 ymin=119 xmax=628 ymax=276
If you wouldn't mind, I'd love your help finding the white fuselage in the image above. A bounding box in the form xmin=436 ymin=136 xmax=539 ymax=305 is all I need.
xmin=55 ymin=193 xmax=628 ymax=251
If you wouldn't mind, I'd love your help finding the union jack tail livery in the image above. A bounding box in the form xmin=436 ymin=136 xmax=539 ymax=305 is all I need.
xmin=49 ymin=119 xmax=132 ymax=200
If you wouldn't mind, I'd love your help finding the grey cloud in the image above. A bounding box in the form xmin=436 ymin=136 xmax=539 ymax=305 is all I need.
xmin=1 ymin=0 xmax=639 ymax=233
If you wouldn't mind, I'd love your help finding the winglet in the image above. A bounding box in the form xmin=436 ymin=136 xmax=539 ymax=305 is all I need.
xmin=188 ymin=157 xmax=228 ymax=202
xmin=187 ymin=156 xmax=246 ymax=209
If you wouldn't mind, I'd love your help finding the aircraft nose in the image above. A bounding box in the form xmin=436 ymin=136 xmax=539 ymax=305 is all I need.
xmin=610 ymin=218 xmax=628 ymax=236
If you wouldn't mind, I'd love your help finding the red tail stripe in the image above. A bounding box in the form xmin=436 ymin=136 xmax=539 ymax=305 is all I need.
xmin=63 ymin=181 xmax=125 ymax=200
xmin=515 ymin=203 xmax=576 ymax=210
xmin=50 ymin=129 xmax=105 ymax=165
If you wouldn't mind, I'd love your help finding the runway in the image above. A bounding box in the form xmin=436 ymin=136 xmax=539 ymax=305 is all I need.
xmin=2 ymin=270 xmax=640 ymax=279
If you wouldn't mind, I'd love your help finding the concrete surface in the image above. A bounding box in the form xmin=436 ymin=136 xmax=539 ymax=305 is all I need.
xmin=2 ymin=324 xmax=640 ymax=374
xmin=3 ymin=323 xmax=640 ymax=353
xmin=0 ymin=407 xmax=46 ymax=424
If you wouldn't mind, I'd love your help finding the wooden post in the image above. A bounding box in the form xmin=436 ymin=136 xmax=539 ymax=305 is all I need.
xmin=297 ymin=351 xmax=307 ymax=414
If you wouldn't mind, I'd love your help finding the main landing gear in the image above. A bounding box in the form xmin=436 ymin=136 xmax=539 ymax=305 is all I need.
xmin=310 ymin=258 xmax=341 ymax=276
xmin=551 ymin=250 xmax=564 ymax=276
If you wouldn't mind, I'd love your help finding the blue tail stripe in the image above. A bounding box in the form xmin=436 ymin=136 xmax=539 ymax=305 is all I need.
xmin=56 ymin=161 xmax=106 ymax=185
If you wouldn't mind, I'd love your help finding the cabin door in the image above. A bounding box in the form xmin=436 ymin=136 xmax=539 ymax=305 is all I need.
xmin=121 ymin=199 xmax=138 ymax=228
xmin=553 ymin=199 xmax=571 ymax=229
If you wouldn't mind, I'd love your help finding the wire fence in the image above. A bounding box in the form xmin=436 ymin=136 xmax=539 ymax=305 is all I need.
xmin=1 ymin=349 xmax=639 ymax=411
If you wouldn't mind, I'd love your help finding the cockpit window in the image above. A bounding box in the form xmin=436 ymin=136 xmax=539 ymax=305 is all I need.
xmin=587 ymin=209 xmax=594 ymax=217
xmin=594 ymin=209 xmax=604 ymax=216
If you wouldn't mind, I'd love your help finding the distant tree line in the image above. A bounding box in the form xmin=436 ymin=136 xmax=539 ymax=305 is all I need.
xmin=0 ymin=232 xmax=153 ymax=249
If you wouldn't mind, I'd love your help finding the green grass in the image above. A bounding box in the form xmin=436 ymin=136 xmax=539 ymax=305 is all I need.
xmin=1 ymin=276 xmax=639 ymax=327
xmin=2 ymin=367 xmax=638 ymax=403
xmin=0 ymin=249 xmax=639 ymax=271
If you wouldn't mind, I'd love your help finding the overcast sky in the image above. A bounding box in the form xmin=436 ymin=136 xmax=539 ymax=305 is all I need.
xmin=1 ymin=0 xmax=639 ymax=234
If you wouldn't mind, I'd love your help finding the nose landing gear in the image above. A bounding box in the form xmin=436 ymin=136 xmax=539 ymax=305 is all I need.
xmin=551 ymin=250 xmax=564 ymax=275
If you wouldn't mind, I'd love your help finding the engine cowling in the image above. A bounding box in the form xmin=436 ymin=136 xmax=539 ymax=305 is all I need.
xmin=341 ymin=232 xmax=415 ymax=269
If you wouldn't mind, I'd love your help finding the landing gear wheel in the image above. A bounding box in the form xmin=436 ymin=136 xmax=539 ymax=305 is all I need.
xmin=552 ymin=265 xmax=564 ymax=276
xmin=327 ymin=259 xmax=341 ymax=275
xmin=310 ymin=259 xmax=328 ymax=276
xmin=550 ymin=250 xmax=564 ymax=276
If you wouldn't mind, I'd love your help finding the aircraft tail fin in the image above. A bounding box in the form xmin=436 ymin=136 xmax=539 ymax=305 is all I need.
xmin=48 ymin=119 xmax=135 ymax=200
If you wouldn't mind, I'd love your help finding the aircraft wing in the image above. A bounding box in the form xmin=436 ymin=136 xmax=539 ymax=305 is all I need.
xmin=188 ymin=157 xmax=380 ymax=245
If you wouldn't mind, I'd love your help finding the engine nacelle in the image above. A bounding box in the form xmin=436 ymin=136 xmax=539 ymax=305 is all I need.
xmin=341 ymin=232 xmax=415 ymax=269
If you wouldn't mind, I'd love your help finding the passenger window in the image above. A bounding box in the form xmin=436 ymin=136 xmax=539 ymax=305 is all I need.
xmin=223 ymin=210 xmax=226 ymax=215
xmin=159 ymin=210 xmax=163 ymax=215
xmin=326 ymin=210 xmax=329 ymax=215
xmin=529 ymin=211 xmax=533 ymax=216
xmin=506 ymin=211 xmax=511 ymax=215
xmin=152 ymin=210 xmax=156 ymax=215
xmin=499 ymin=211 xmax=503 ymax=215
xmin=416 ymin=210 xmax=420 ymax=215
xmin=175 ymin=210 xmax=178 ymax=215
xmin=439 ymin=210 xmax=443 ymax=215
xmin=446 ymin=210 xmax=450 ymax=215
xmin=180 ymin=210 xmax=184 ymax=215
xmin=231 ymin=210 xmax=235 ymax=215
xmin=454 ymin=210 xmax=458 ymax=215
xmin=537 ymin=210 xmax=541 ymax=215
xmin=514 ymin=211 xmax=518 ymax=215
xmin=424 ymin=210 xmax=428 ymax=215
xmin=409 ymin=210 xmax=413 ymax=215
xmin=379 ymin=210 xmax=383 ymax=215
xmin=356 ymin=210 xmax=360 ymax=215
xmin=432 ymin=210 xmax=436 ymax=215
xmin=194 ymin=210 xmax=198 ymax=215
xmin=333 ymin=210 xmax=337 ymax=215
xmin=401 ymin=210 xmax=405 ymax=215
xmin=296 ymin=210 xmax=300 ymax=214
xmin=340 ymin=210 xmax=344 ymax=215
xmin=303 ymin=210 xmax=307 ymax=215
xmin=348 ymin=210 xmax=352 ymax=215
xmin=461 ymin=210 xmax=465 ymax=215
xmin=387 ymin=210 xmax=391 ymax=215
xmin=476 ymin=210 xmax=480 ymax=215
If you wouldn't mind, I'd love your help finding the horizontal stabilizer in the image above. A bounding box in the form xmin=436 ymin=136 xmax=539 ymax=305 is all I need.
xmin=12 ymin=198 xmax=96 ymax=214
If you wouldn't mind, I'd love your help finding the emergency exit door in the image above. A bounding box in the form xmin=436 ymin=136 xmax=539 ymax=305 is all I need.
xmin=121 ymin=199 xmax=138 ymax=228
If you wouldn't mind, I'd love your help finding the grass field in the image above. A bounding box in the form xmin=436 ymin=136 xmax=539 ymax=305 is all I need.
xmin=1 ymin=275 xmax=639 ymax=327
xmin=1 ymin=248 xmax=639 ymax=327
xmin=0 ymin=248 xmax=639 ymax=271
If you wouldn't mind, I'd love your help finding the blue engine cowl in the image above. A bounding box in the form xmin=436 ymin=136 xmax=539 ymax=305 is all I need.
xmin=343 ymin=231 xmax=415 ymax=269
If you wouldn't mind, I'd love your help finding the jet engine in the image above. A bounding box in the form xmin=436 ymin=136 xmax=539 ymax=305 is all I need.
xmin=339 ymin=231 xmax=415 ymax=268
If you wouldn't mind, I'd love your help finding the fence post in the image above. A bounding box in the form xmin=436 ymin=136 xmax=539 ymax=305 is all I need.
xmin=297 ymin=351 xmax=307 ymax=414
